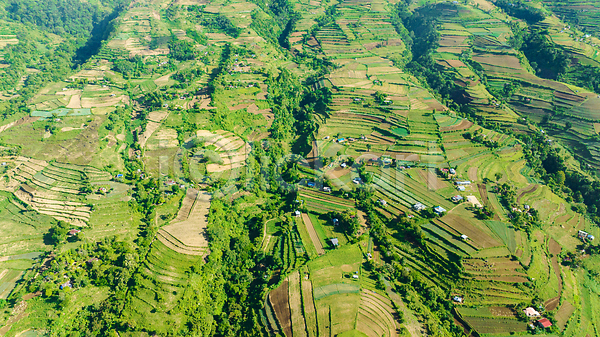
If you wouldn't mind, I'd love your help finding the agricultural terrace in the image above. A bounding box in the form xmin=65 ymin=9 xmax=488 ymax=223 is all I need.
xmin=298 ymin=187 xmax=355 ymax=214
xmin=0 ymin=157 xmax=114 ymax=226
xmin=310 ymin=0 xmax=448 ymax=162
xmin=0 ymin=192 xmax=53 ymax=300
xmin=424 ymin=2 xmax=600 ymax=165
xmin=120 ymin=239 xmax=203 ymax=335
xmin=158 ymin=190 xmax=211 ymax=256
xmin=369 ymin=165 xmax=454 ymax=216
xmin=268 ymin=244 xmax=405 ymax=336
xmin=542 ymin=0 xmax=600 ymax=39
xmin=196 ymin=130 xmax=251 ymax=173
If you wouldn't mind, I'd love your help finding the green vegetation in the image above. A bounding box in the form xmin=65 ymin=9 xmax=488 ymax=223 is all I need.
xmin=0 ymin=0 xmax=599 ymax=335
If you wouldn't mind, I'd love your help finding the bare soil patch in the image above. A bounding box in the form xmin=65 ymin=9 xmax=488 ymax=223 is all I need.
xmin=442 ymin=212 xmax=500 ymax=248
xmin=417 ymin=169 xmax=445 ymax=190
xmin=162 ymin=190 xmax=211 ymax=248
xmin=468 ymin=166 xmax=478 ymax=181
xmin=477 ymin=183 xmax=488 ymax=205
xmin=270 ymin=280 xmax=292 ymax=337
xmin=441 ymin=119 xmax=473 ymax=132
xmin=302 ymin=213 xmax=325 ymax=255
xmin=544 ymin=296 xmax=560 ymax=311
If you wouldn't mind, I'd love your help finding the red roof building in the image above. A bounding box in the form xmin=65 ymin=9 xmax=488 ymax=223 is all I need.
xmin=537 ymin=318 xmax=552 ymax=328
xmin=68 ymin=229 xmax=81 ymax=236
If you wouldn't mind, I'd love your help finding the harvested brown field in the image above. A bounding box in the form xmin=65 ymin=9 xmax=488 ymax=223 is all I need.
xmin=478 ymin=183 xmax=488 ymax=205
xmin=554 ymin=90 xmax=585 ymax=103
xmin=417 ymin=169 xmax=446 ymax=190
xmin=544 ymin=296 xmax=560 ymax=311
xmin=439 ymin=35 xmax=469 ymax=47
xmin=441 ymin=118 xmax=473 ymax=132
xmin=162 ymin=190 xmax=211 ymax=250
xmin=468 ymin=166 xmax=478 ymax=182
xmin=288 ymin=271 xmax=308 ymax=337
xmin=555 ymin=301 xmax=575 ymax=329
xmin=441 ymin=212 xmax=500 ymax=248
xmin=173 ymin=189 xmax=198 ymax=222
xmin=270 ymin=280 xmax=292 ymax=337
xmin=472 ymin=54 xmax=522 ymax=70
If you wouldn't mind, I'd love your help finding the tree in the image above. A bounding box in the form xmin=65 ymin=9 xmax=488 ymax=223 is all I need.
xmin=555 ymin=171 xmax=565 ymax=185
xmin=47 ymin=221 xmax=70 ymax=246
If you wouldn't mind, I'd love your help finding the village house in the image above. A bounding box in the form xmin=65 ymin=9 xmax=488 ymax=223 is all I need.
xmin=60 ymin=280 xmax=72 ymax=290
xmin=452 ymin=296 xmax=463 ymax=303
xmin=434 ymin=206 xmax=446 ymax=215
xmin=452 ymin=195 xmax=463 ymax=202
xmin=578 ymin=230 xmax=595 ymax=241
xmin=523 ymin=307 xmax=540 ymax=317
xmin=536 ymin=318 xmax=552 ymax=329
xmin=68 ymin=229 xmax=81 ymax=236
xmin=413 ymin=202 xmax=426 ymax=211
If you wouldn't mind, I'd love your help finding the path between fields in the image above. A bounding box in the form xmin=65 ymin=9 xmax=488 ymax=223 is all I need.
xmin=301 ymin=213 xmax=325 ymax=255
xmin=545 ymin=238 xmax=563 ymax=311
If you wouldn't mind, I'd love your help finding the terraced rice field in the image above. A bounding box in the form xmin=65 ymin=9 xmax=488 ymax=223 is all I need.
xmin=121 ymin=240 xmax=202 ymax=335
xmin=197 ymin=130 xmax=250 ymax=173
xmin=1 ymin=157 xmax=112 ymax=226
xmin=158 ymin=189 xmax=210 ymax=256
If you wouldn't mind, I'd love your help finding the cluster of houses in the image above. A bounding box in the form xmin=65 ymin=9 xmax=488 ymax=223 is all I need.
xmin=578 ymin=230 xmax=595 ymax=242
xmin=440 ymin=168 xmax=457 ymax=175
xmin=455 ymin=180 xmax=471 ymax=192
xmin=523 ymin=307 xmax=553 ymax=330
xmin=324 ymin=134 xmax=369 ymax=143
xmin=412 ymin=203 xmax=446 ymax=215
xmin=304 ymin=182 xmax=332 ymax=193
xmin=166 ymin=179 xmax=186 ymax=189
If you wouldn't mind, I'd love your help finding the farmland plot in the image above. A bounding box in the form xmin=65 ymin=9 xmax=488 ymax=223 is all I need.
xmin=1 ymin=157 xmax=113 ymax=226
xmin=159 ymin=190 xmax=210 ymax=256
